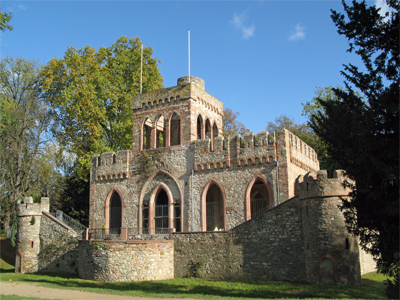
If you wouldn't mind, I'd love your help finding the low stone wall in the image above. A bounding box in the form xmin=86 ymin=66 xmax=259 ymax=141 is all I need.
xmin=38 ymin=212 xmax=80 ymax=274
xmin=78 ymin=240 xmax=174 ymax=282
xmin=174 ymin=197 xmax=306 ymax=282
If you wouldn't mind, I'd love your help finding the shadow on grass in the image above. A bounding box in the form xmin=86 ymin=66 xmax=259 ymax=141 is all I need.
xmin=0 ymin=268 xmax=15 ymax=273
xmin=16 ymin=275 xmax=384 ymax=299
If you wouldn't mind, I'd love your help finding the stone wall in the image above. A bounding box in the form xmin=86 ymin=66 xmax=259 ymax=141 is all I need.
xmin=78 ymin=240 xmax=174 ymax=282
xmin=38 ymin=212 xmax=80 ymax=274
xmin=174 ymin=197 xmax=306 ymax=282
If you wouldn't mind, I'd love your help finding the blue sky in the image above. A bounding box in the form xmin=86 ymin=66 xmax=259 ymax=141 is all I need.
xmin=1 ymin=0 xmax=384 ymax=134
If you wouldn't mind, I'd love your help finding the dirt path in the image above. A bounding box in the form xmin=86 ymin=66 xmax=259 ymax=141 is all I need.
xmin=0 ymin=281 xmax=199 ymax=300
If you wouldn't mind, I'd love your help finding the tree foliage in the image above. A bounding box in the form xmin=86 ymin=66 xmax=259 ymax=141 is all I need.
xmin=0 ymin=9 xmax=12 ymax=32
xmin=223 ymin=108 xmax=249 ymax=138
xmin=40 ymin=36 xmax=164 ymax=180
xmin=309 ymin=0 xmax=399 ymax=287
xmin=0 ymin=57 xmax=50 ymax=231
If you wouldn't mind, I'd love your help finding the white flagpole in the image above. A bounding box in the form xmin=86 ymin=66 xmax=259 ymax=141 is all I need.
xmin=188 ymin=29 xmax=191 ymax=83
xmin=140 ymin=43 xmax=143 ymax=94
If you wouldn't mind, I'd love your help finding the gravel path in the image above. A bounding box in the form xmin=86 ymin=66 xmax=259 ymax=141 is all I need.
xmin=0 ymin=281 xmax=198 ymax=300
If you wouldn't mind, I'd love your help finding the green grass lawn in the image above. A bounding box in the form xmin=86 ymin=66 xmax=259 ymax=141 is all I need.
xmin=0 ymin=258 xmax=387 ymax=299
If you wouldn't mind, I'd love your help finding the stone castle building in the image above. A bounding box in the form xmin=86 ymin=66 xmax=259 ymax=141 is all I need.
xmin=89 ymin=76 xmax=319 ymax=233
xmin=14 ymin=76 xmax=375 ymax=284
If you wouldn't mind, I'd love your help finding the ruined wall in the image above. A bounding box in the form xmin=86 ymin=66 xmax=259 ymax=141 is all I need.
xmin=174 ymin=197 xmax=305 ymax=281
xmin=38 ymin=212 xmax=80 ymax=274
xmin=78 ymin=240 xmax=174 ymax=282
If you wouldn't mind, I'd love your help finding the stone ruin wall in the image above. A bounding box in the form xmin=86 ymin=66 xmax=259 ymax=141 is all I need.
xmin=78 ymin=240 xmax=174 ymax=282
xmin=38 ymin=212 xmax=80 ymax=274
xmin=174 ymin=196 xmax=306 ymax=282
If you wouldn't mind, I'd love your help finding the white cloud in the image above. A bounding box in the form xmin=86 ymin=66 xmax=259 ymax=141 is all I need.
xmin=230 ymin=13 xmax=255 ymax=40
xmin=288 ymin=23 xmax=305 ymax=41
xmin=18 ymin=4 xmax=27 ymax=10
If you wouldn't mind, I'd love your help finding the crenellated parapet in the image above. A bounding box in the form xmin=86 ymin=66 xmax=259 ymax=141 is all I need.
xmin=17 ymin=197 xmax=49 ymax=216
xmin=288 ymin=131 xmax=319 ymax=173
xmin=295 ymin=170 xmax=351 ymax=199
xmin=193 ymin=131 xmax=277 ymax=171
xmin=92 ymin=150 xmax=132 ymax=181
xmin=132 ymin=76 xmax=223 ymax=116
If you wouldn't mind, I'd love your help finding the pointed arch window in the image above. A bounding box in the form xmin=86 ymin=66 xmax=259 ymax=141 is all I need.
xmin=109 ymin=192 xmax=122 ymax=232
xmin=205 ymin=119 xmax=211 ymax=139
xmin=142 ymin=118 xmax=153 ymax=150
xmin=246 ymin=177 xmax=272 ymax=220
xmin=170 ymin=113 xmax=181 ymax=146
xmin=155 ymin=115 xmax=165 ymax=148
xmin=197 ymin=115 xmax=203 ymax=140
xmin=205 ymin=183 xmax=225 ymax=231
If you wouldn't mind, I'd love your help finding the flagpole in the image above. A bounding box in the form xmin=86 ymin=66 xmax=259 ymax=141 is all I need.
xmin=140 ymin=43 xmax=143 ymax=94
xmin=188 ymin=29 xmax=190 ymax=83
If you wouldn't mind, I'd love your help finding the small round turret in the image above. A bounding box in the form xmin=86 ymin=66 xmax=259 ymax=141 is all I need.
xmin=177 ymin=76 xmax=205 ymax=91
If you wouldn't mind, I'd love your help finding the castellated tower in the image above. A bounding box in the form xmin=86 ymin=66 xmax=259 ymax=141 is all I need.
xmin=296 ymin=170 xmax=363 ymax=285
xmin=15 ymin=197 xmax=49 ymax=273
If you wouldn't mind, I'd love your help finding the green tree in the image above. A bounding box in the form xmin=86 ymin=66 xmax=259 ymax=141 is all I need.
xmin=309 ymin=1 xmax=399 ymax=295
xmin=0 ymin=57 xmax=50 ymax=232
xmin=222 ymin=108 xmax=249 ymax=138
xmin=40 ymin=36 xmax=164 ymax=180
xmin=0 ymin=9 xmax=13 ymax=32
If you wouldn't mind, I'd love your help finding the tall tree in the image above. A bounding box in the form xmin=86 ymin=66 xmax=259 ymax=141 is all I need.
xmin=223 ymin=108 xmax=249 ymax=138
xmin=309 ymin=0 xmax=399 ymax=295
xmin=40 ymin=36 xmax=164 ymax=180
xmin=0 ymin=57 xmax=50 ymax=232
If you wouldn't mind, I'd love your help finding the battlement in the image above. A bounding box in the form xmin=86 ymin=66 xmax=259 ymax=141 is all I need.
xmin=295 ymin=170 xmax=352 ymax=199
xmin=92 ymin=150 xmax=132 ymax=181
xmin=192 ymin=131 xmax=277 ymax=171
xmin=17 ymin=197 xmax=49 ymax=216
xmin=132 ymin=77 xmax=223 ymax=116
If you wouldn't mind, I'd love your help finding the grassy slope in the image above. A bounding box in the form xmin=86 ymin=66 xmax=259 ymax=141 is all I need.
xmin=0 ymin=258 xmax=386 ymax=299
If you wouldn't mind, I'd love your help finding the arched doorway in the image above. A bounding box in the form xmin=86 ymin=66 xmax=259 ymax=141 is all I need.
xmin=320 ymin=257 xmax=336 ymax=285
xmin=109 ymin=192 xmax=122 ymax=232
xmin=205 ymin=183 xmax=224 ymax=231
xmin=155 ymin=189 xmax=169 ymax=229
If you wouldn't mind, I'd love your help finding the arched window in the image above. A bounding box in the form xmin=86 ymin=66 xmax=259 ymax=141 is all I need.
xmin=246 ymin=177 xmax=272 ymax=220
xmin=205 ymin=183 xmax=224 ymax=231
xmin=205 ymin=119 xmax=211 ymax=139
xmin=112 ymin=154 xmax=116 ymax=164
xmin=250 ymin=179 xmax=270 ymax=216
xmin=197 ymin=115 xmax=203 ymax=140
xmin=155 ymin=115 xmax=165 ymax=148
xmin=109 ymin=192 xmax=122 ymax=232
xmin=170 ymin=113 xmax=181 ymax=146
xmin=142 ymin=118 xmax=153 ymax=150
xmin=97 ymin=156 xmax=101 ymax=166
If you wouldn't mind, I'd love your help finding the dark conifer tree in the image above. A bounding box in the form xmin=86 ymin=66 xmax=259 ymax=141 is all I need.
xmin=309 ymin=1 xmax=399 ymax=296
